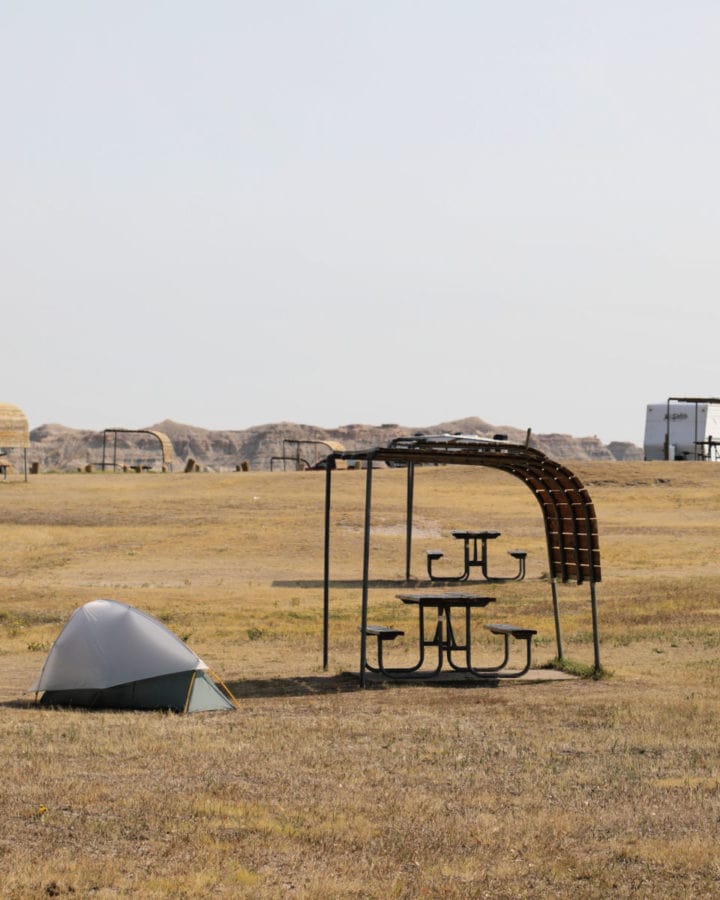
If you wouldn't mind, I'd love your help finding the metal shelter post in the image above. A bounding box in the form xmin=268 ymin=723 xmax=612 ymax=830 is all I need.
xmin=550 ymin=578 xmax=563 ymax=660
xmin=359 ymin=457 xmax=374 ymax=688
xmin=590 ymin=580 xmax=601 ymax=673
xmin=322 ymin=458 xmax=334 ymax=670
xmin=405 ymin=462 xmax=414 ymax=581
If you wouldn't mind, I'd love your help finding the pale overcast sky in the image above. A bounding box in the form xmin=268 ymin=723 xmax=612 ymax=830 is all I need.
xmin=2 ymin=2 xmax=718 ymax=445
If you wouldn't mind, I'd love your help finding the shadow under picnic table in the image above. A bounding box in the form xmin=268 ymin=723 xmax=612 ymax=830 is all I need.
xmin=272 ymin=579 xmax=451 ymax=589
xmin=226 ymin=671 xmax=506 ymax=698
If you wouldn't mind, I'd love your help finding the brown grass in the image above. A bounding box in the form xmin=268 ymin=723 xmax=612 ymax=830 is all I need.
xmin=0 ymin=462 xmax=719 ymax=897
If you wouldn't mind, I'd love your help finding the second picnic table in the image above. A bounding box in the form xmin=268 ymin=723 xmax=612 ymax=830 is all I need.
xmin=426 ymin=530 xmax=527 ymax=582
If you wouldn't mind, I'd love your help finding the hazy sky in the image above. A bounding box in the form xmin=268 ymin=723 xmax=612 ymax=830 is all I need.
xmin=2 ymin=2 xmax=718 ymax=445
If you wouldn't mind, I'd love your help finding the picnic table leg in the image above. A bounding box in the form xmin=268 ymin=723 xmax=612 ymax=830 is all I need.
xmin=459 ymin=539 xmax=471 ymax=582
xmin=386 ymin=604 xmax=442 ymax=679
xmin=492 ymin=634 xmax=533 ymax=678
xmin=480 ymin=537 xmax=490 ymax=579
xmin=427 ymin=552 xmax=467 ymax=582
xmin=445 ymin=606 xmax=511 ymax=676
xmin=466 ymin=630 xmax=511 ymax=674
xmin=425 ymin=608 xmax=447 ymax=673
xmin=389 ymin=604 xmax=429 ymax=674
xmin=483 ymin=548 xmax=527 ymax=583
xmin=445 ymin=606 xmax=470 ymax=672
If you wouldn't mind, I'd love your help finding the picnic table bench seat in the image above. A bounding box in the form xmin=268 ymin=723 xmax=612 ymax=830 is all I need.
xmin=361 ymin=624 xmax=405 ymax=640
xmin=360 ymin=624 xmax=405 ymax=674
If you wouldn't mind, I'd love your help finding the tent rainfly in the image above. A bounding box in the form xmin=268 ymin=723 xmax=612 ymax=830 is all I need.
xmin=31 ymin=599 xmax=236 ymax=712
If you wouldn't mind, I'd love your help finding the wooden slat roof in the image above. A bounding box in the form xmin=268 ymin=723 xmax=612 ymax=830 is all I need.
xmin=331 ymin=437 xmax=601 ymax=584
xmin=0 ymin=403 xmax=30 ymax=448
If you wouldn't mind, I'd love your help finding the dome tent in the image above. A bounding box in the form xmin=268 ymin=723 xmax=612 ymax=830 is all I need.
xmin=32 ymin=599 xmax=236 ymax=713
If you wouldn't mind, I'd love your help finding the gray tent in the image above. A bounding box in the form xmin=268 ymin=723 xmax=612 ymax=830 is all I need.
xmin=32 ymin=599 xmax=236 ymax=713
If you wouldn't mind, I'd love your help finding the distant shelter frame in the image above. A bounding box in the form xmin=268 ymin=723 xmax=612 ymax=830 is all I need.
xmin=664 ymin=396 xmax=720 ymax=461
xmin=270 ymin=439 xmax=346 ymax=471
xmin=101 ymin=429 xmax=174 ymax=472
xmin=0 ymin=403 xmax=30 ymax=481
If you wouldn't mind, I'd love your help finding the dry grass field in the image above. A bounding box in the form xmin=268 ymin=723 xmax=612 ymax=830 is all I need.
xmin=1 ymin=462 xmax=719 ymax=898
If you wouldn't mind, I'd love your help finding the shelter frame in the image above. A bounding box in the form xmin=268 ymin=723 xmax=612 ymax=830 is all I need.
xmin=322 ymin=438 xmax=602 ymax=686
xmin=101 ymin=429 xmax=174 ymax=471
xmin=270 ymin=438 xmax=346 ymax=471
xmin=663 ymin=396 xmax=720 ymax=461
xmin=0 ymin=403 xmax=30 ymax=481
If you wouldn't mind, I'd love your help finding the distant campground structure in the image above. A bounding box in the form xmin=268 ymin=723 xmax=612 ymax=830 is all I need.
xmin=9 ymin=416 xmax=645 ymax=474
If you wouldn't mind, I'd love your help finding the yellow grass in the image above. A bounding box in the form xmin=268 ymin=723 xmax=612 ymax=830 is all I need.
xmin=1 ymin=462 xmax=719 ymax=897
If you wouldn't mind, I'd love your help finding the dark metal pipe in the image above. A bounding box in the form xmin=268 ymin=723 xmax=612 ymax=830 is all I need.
xmin=551 ymin=578 xmax=563 ymax=660
xmin=590 ymin=580 xmax=601 ymax=673
xmin=359 ymin=457 xmax=374 ymax=687
xmin=322 ymin=458 xmax=334 ymax=670
xmin=405 ymin=462 xmax=415 ymax=580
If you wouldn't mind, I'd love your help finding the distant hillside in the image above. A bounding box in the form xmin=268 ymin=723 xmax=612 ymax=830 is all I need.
xmin=21 ymin=417 xmax=643 ymax=472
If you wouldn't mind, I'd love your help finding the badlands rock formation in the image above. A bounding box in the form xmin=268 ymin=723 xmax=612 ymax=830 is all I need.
xmin=23 ymin=416 xmax=642 ymax=472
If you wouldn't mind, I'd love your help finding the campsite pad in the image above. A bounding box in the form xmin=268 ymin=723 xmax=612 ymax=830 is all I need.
xmin=225 ymin=668 xmax=576 ymax=699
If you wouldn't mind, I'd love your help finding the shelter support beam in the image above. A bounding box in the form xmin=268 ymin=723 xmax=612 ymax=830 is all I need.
xmin=323 ymin=462 xmax=332 ymax=670
xmin=550 ymin=578 xmax=563 ymax=660
xmin=405 ymin=462 xmax=415 ymax=581
xmin=359 ymin=458 xmax=374 ymax=688
xmin=590 ymin=581 xmax=601 ymax=673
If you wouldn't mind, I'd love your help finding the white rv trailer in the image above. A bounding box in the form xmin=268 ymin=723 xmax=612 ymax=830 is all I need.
xmin=644 ymin=397 xmax=720 ymax=461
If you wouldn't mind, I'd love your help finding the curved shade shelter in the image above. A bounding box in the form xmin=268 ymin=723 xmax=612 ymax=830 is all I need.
xmin=271 ymin=438 xmax=346 ymax=471
xmin=322 ymin=436 xmax=602 ymax=684
xmin=0 ymin=402 xmax=30 ymax=480
xmin=101 ymin=429 xmax=175 ymax=471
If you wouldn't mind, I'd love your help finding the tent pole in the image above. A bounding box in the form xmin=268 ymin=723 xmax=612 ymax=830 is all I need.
xmin=208 ymin=667 xmax=239 ymax=708
xmin=405 ymin=462 xmax=414 ymax=581
xmin=183 ymin=671 xmax=197 ymax=714
xmin=359 ymin=457 xmax=374 ymax=688
xmin=322 ymin=459 xmax=333 ymax=671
